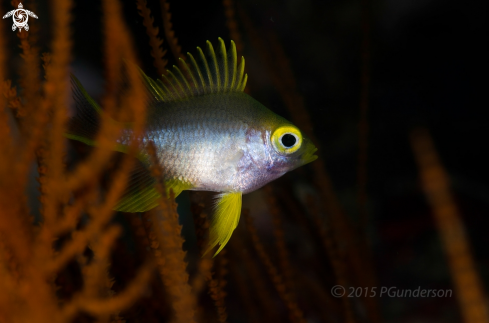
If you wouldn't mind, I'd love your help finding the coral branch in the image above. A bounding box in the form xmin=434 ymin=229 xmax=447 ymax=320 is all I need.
xmin=41 ymin=0 xmax=74 ymax=228
xmin=1 ymin=80 xmax=24 ymax=117
xmin=160 ymin=0 xmax=184 ymax=63
xmin=222 ymin=0 xmax=244 ymax=56
xmin=265 ymin=185 xmax=297 ymax=302
xmin=244 ymin=210 xmax=306 ymax=323
xmin=207 ymin=251 xmax=228 ymax=323
xmin=136 ymin=0 xmax=168 ymax=77
xmin=411 ymin=129 xmax=489 ymax=323
xmin=230 ymin=229 xmax=279 ymax=322
xmin=64 ymin=262 xmax=155 ymax=319
xmin=306 ymin=195 xmax=355 ymax=323
xmin=145 ymin=143 xmax=197 ymax=323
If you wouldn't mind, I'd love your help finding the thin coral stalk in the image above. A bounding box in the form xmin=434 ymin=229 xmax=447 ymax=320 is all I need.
xmin=62 ymin=225 xmax=154 ymax=322
xmin=301 ymin=274 xmax=339 ymax=322
xmin=264 ymin=185 xmax=299 ymax=306
xmin=189 ymin=193 xmax=214 ymax=296
xmin=230 ymin=229 xmax=279 ymax=322
xmin=1 ymin=80 xmax=24 ymax=117
xmin=146 ymin=143 xmax=197 ymax=323
xmin=15 ymin=22 xmax=41 ymax=119
xmin=48 ymin=138 xmax=136 ymax=274
xmin=136 ymin=0 xmax=168 ymax=77
xmin=62 ymin=261 xmax=155 ymax=320
xmin=41 ymin=0 xmax=74 ymax=227
xmin=411 ymin=129 xmax=489 ymax=323
xmin=160 ymin=0 xmax=184 ymax=63
xmin=207 ymin=251 xmax=228 ymax=323
xmin=306 ymin=195 xmax=355 ymax=323
xmin=244 ymin=210 xmax=306 ymax=323
xmin=222 ymin=0 xmax=243 ymax=56
xmin=228 ymin=257 xmax=260 ymax=322
xmin=145 ymin=205 xmax=196 ymax=323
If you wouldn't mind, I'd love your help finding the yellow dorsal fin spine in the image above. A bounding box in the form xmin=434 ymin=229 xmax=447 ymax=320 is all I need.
xmin=197 ymin=46 xmax=213 ymax=91
xmin=166 ymin=70 xmax=184 ymax=99
xmin=235 ymin=57 xmax=245 ymax=90
xmin=228 ymin=41 xmax=237 ymax=89
xmin=157 ymin=78 xmax=176 ymax=101
xmin=141 ymin=71 xmax=166 ymax=102
xmin=162 ymin=73 xmax=184 ymax=100
xmin=187 ymin=53 xmax=206 ymax=95
xmin=239 ymin=74 xmax=248 ymax=92
xmin=206 ymin=41 xmax=221 ymax=92
xmin=173 ymin=65 xmax=193 ymax=95
xmin=160 ymin=75 xmax=177 ymax=99
xmin=179 ymin=58 xmax=199 ymax=94
xmin=140 ymin=39 xmax=246 ymax=102
xmin=218 ymin=38 xmax=229 ymax=89
xmin=167 ymin=69 xmax=186 ymax=96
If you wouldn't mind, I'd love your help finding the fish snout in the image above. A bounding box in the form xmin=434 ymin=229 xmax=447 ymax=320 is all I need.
xmin=299 ymin=139 xmax=318 ymax=165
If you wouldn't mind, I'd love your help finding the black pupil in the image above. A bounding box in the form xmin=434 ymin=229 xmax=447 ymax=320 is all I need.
xmin=281 ymin=134 xmax=297 ymax=148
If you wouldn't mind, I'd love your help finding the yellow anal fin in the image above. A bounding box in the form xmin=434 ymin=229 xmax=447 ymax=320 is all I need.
xmin=204 ymin=192 xmax=242 ymax=257
xmin=165 ymin=178 xmax=193 ymax=198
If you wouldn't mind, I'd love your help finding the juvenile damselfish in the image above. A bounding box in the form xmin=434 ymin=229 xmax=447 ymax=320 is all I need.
xmin=67 ymin=38 xmax=318 ymax=255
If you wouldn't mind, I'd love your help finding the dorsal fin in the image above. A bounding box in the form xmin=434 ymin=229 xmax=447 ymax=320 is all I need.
xmin=141 ymin=38 xmax=247 ymax=103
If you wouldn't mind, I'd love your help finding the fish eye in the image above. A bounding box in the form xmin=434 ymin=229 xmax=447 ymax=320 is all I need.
xmin=271 ymin=125 xmax=302 ymax=154
xmin=281 ymin=133 xmax=297 ymax=148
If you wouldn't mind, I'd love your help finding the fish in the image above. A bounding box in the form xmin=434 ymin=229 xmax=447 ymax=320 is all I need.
xmin=66 ymin=38 xmax=318 ymax=256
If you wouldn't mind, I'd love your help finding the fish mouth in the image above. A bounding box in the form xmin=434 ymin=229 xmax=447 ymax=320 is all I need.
xmin=300 ymin=146 xmax=318 ymax=165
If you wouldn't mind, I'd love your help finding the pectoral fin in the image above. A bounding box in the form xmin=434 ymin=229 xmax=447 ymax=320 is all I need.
xmin=114 ymin=159 xmax=161 ymax=213
xmin=114 ymin=159 xmax=192 ymax=212
xmin=204 ymin=192 xmax=242 ymax=257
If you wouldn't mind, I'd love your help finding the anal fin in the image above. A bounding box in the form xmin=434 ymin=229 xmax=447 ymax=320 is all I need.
xmin=204 ymin=192 xmax=242 ymax=257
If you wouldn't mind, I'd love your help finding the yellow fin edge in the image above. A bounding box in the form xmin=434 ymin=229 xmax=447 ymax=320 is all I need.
xmin=141 ymin=38 xmax=247 ymax=103
xmin=204 ymin=192 xmax=242 ymax=257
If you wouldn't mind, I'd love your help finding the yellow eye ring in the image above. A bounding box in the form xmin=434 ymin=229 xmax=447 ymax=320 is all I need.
xmin=271 ymin=125 xmax=302 ymax=154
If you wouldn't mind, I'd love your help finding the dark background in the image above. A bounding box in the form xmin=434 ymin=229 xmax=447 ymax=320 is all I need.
xmin=2 ymin=0 xmax=487 ymax=321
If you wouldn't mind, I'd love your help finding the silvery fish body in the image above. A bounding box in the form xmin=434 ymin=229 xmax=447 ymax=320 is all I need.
xmin=145 ymin=92 xmax=316 ymax=195
xmin=67 ymin=38 xmax=317 ymax=256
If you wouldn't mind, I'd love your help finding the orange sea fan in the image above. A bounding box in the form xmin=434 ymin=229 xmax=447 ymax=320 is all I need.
xmin=136 ymin=0 xmax=168 ymax=77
